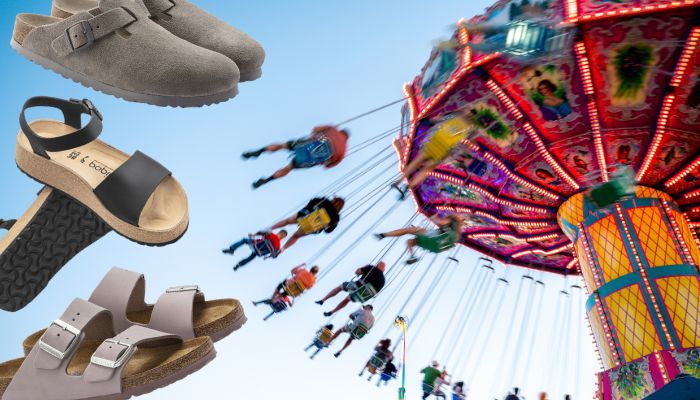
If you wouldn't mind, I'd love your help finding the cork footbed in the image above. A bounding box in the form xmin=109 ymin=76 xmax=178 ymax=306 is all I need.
xmin=0 ymin=187 xmax=52 ymax=256
xmin=0 ymin=336 xmax=214 ymax=399
xmin=16 ymin=120 xmax=189 ymax=245
xmin=23 ymin=299 xmax=246 ymax=355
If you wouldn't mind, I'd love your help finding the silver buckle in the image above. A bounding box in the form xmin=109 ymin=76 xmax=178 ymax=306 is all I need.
xmin=166 ymin=285 xmax=200 ymax=293
xmin=90 ymin=339 xmax=136 ymax=369
xmin=38 ymin=319 xmax=81 ymax=360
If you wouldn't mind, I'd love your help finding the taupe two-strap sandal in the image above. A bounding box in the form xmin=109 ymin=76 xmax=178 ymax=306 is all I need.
xmin=15 ymin=96 xmax=188 ymax=246
xmin=0 ymin=187 xmax=111 ymax=312
xmin=51 ymin=0 xmax=265 ymax=82
xmin=23 ymin=267 xmax=246 ymax=354
xmin=11 ymin=0 xmax=240 ymax=107
xmin=0 ymin=298 xmax=215 ymax=400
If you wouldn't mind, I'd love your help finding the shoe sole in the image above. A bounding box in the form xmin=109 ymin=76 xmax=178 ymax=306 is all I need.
xmin=11 ymin=39 xmax=239 ymax=108
xmin=0 ymin=187 xmax=111 ymax=312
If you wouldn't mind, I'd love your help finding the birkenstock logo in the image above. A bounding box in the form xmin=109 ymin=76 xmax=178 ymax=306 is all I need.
xmin=89 ymin=160 xmax=113 ymax=177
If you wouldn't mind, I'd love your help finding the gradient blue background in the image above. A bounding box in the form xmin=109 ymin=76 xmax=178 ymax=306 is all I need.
xmin=0 ymin=1 xmax=596 ymax=399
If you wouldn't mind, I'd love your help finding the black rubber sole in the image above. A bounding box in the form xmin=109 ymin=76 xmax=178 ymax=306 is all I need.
xmin=0 ymin=190 xmax=111 ymax=312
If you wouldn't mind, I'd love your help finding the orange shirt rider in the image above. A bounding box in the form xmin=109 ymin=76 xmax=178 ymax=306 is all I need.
xmin=311 ymin=125 xmax=348 ymax=168
xmin=288 ymin=265 xmax=317 ymax=290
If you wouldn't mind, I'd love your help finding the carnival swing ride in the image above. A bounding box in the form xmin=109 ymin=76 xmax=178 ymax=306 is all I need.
xmin=242 ymin=0 xmax=700 ymax=399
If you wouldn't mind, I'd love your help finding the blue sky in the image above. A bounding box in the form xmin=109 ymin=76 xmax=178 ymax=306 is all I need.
xmin=0 ymin=1 xmax=595 ymax=399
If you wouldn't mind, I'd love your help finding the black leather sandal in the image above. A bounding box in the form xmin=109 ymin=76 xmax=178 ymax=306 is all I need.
xmin=14 ymin=96 xmax=189 ymax=246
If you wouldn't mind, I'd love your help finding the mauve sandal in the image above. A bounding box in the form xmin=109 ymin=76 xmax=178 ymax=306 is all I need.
xmin=51 ymin=0 xmax=265 ymax=82
xmin=22 ymin=267 xmax=246 ymax=354
xmin=15 ymin=96 xmax=189 ymax=246
xmin=0 ymin=187 xmax=111 ymax=312
xmin=11 ymin=0 xmax=239 ymax=107
xmin=0 ymin=298 xmax=215 ymax=400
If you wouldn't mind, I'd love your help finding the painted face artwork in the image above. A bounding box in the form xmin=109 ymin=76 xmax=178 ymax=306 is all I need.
xmin=616 ymin=144 xmax=632 ymax=164
xmin=519 ymin=65 xmax=573 ymax=122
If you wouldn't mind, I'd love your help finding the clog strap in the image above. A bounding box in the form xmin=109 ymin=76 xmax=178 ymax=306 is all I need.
xmin=50 ymin=8 xmax=137 ymax=56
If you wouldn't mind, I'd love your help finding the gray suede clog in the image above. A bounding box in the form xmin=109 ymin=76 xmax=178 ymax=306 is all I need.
xmin=52 ymin=0 xmax=265 ymax=82
xmin=11 ymin=0 xmax=240 ymax=107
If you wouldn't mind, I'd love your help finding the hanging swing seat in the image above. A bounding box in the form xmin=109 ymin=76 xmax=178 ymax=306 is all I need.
xmin=350 ymin=323 xmax=370 ymax=340
xmin=297 ymin=208 xmax=332 ymax=234
xmin=283 ymin=279 xmax=308 ymax=298
xmin=292 ymin=138 xmax=333 ymax=168
xmin=249 ymin=234 xmax=277 ymax=258
xmin=415 ymin=230 xmax=457 ymax=253
xmin=313 ymin=328 xmax=334 ymax=348
xmin=350 ymin=283 xmax=378 ymax=303
xmin=423 ymin=117 xmax=471 ymax=161
xmin=369 ymin=353 xmax=388 ymax=370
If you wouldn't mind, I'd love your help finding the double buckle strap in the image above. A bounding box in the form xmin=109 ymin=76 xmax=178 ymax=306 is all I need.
xmin=38 ymin=320 xmax=81 ymax=360
xmin=90 ymin=339 xmax=137 ymax=369
xmin=69 ymin=98 xmax=103 ymax=121
xmin=166 ymin=285 xmax=200 ymax=293
xmin=64 ymin=20 xmax=95 ymax=51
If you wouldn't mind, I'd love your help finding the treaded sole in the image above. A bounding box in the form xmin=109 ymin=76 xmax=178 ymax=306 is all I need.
xmin=10 ymin=39 xmax=239 ymax=108
xmin=0 ymin=189 xmax=111 ymax=312
xmin=16 ymin=169 xmax=189 ymax=248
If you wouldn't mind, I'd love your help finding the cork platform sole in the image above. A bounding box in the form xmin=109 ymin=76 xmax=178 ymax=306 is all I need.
xmin=23 ymin=300 xmax=247 ymax=354
xmin=15 ymin=119 xmax=188 ymax=246
xmin=0 ymin=187 xmax=111 ymax=312
xmin=0 ymin=337 xmax=215 ymax=400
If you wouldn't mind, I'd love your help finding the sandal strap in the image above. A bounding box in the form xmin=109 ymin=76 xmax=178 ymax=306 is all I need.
xmin=148 ymin=285 xmax=205 ymax=340
xmin=93 ymin=151 xmax=172 ymax=226
xmin=34 ymin=299 xmax=113 ymax=370
xmin=19 ymin=96 xmax=103 ymax=159
xmin=88 ymin=267 xmax=147 ymax=333
xmin=50 ymin=8 xmax=137 ymax=57
xmin=84 ymin=325 xmax=180 ymax=383
xmin=0 ymin=219 xmax=17 ymax=231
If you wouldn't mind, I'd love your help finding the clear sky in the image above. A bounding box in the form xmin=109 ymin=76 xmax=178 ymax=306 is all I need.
xmin=0 ymin=1 xmax=596 ymax=399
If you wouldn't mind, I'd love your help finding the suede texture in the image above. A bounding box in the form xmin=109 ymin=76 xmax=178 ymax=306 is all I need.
xmin=148 ymin=0 xmax=265 ymax=76
xmin=53 ymin=0 xmax=265 ymax=76
xmin=21 ymin=0 xmax=239 ymax=97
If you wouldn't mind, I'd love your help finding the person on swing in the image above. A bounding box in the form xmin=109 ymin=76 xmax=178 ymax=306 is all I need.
xmin=223 ymin=230 xmax=287 ymax=271
xmin=375 ymin=214 xmax=464 ymax=264
xmin=315 ymin=261 xmax=386 ymax=316
xmin=268 ymin=196 xmax=344 ymax=252
xmin=242 ymin=125 xmax=349 ymax=189
xmin=392 ymin=108 xmax=477 ymax=200
xmin=328 ymin=304 xmax=375 ymax=358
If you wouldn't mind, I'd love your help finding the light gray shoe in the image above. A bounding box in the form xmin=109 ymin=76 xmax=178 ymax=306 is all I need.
xmin=52 ymin=0 xmax=265 ymax=81
xmin=11 ymin=0 xmax=240 ymax=107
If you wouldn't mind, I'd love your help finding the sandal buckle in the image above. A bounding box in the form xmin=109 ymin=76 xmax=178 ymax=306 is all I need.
xmin=166 ymin=285 xmax=200 ymax=293
xmin=90 ymin=339 xmax=136 ymax=369
xmin=65 ymin=20 xmax=95 ymax=51
xmin=38 ymin=319 xmax=81 ymax=360
xmin=70 ymin=98 xmax=103 ymax=120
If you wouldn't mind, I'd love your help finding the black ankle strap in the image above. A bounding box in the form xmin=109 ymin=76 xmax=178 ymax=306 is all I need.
xmin=0 ymin=219 xmax=17 ymax=231
xmin=19 ymin=97 xmax=103 ymax=159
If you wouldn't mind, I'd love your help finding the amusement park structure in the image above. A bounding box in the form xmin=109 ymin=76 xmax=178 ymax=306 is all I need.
xmin=395 ymin=0 xmax=700 ymax=398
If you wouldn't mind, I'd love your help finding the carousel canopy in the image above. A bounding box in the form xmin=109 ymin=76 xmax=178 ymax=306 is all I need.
xmin=396 ymin=0 xmax=700 ymax=274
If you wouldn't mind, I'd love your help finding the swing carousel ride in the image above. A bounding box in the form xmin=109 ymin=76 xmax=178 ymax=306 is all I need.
xmin=394 ymin=0 xmax=700 ymax=398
